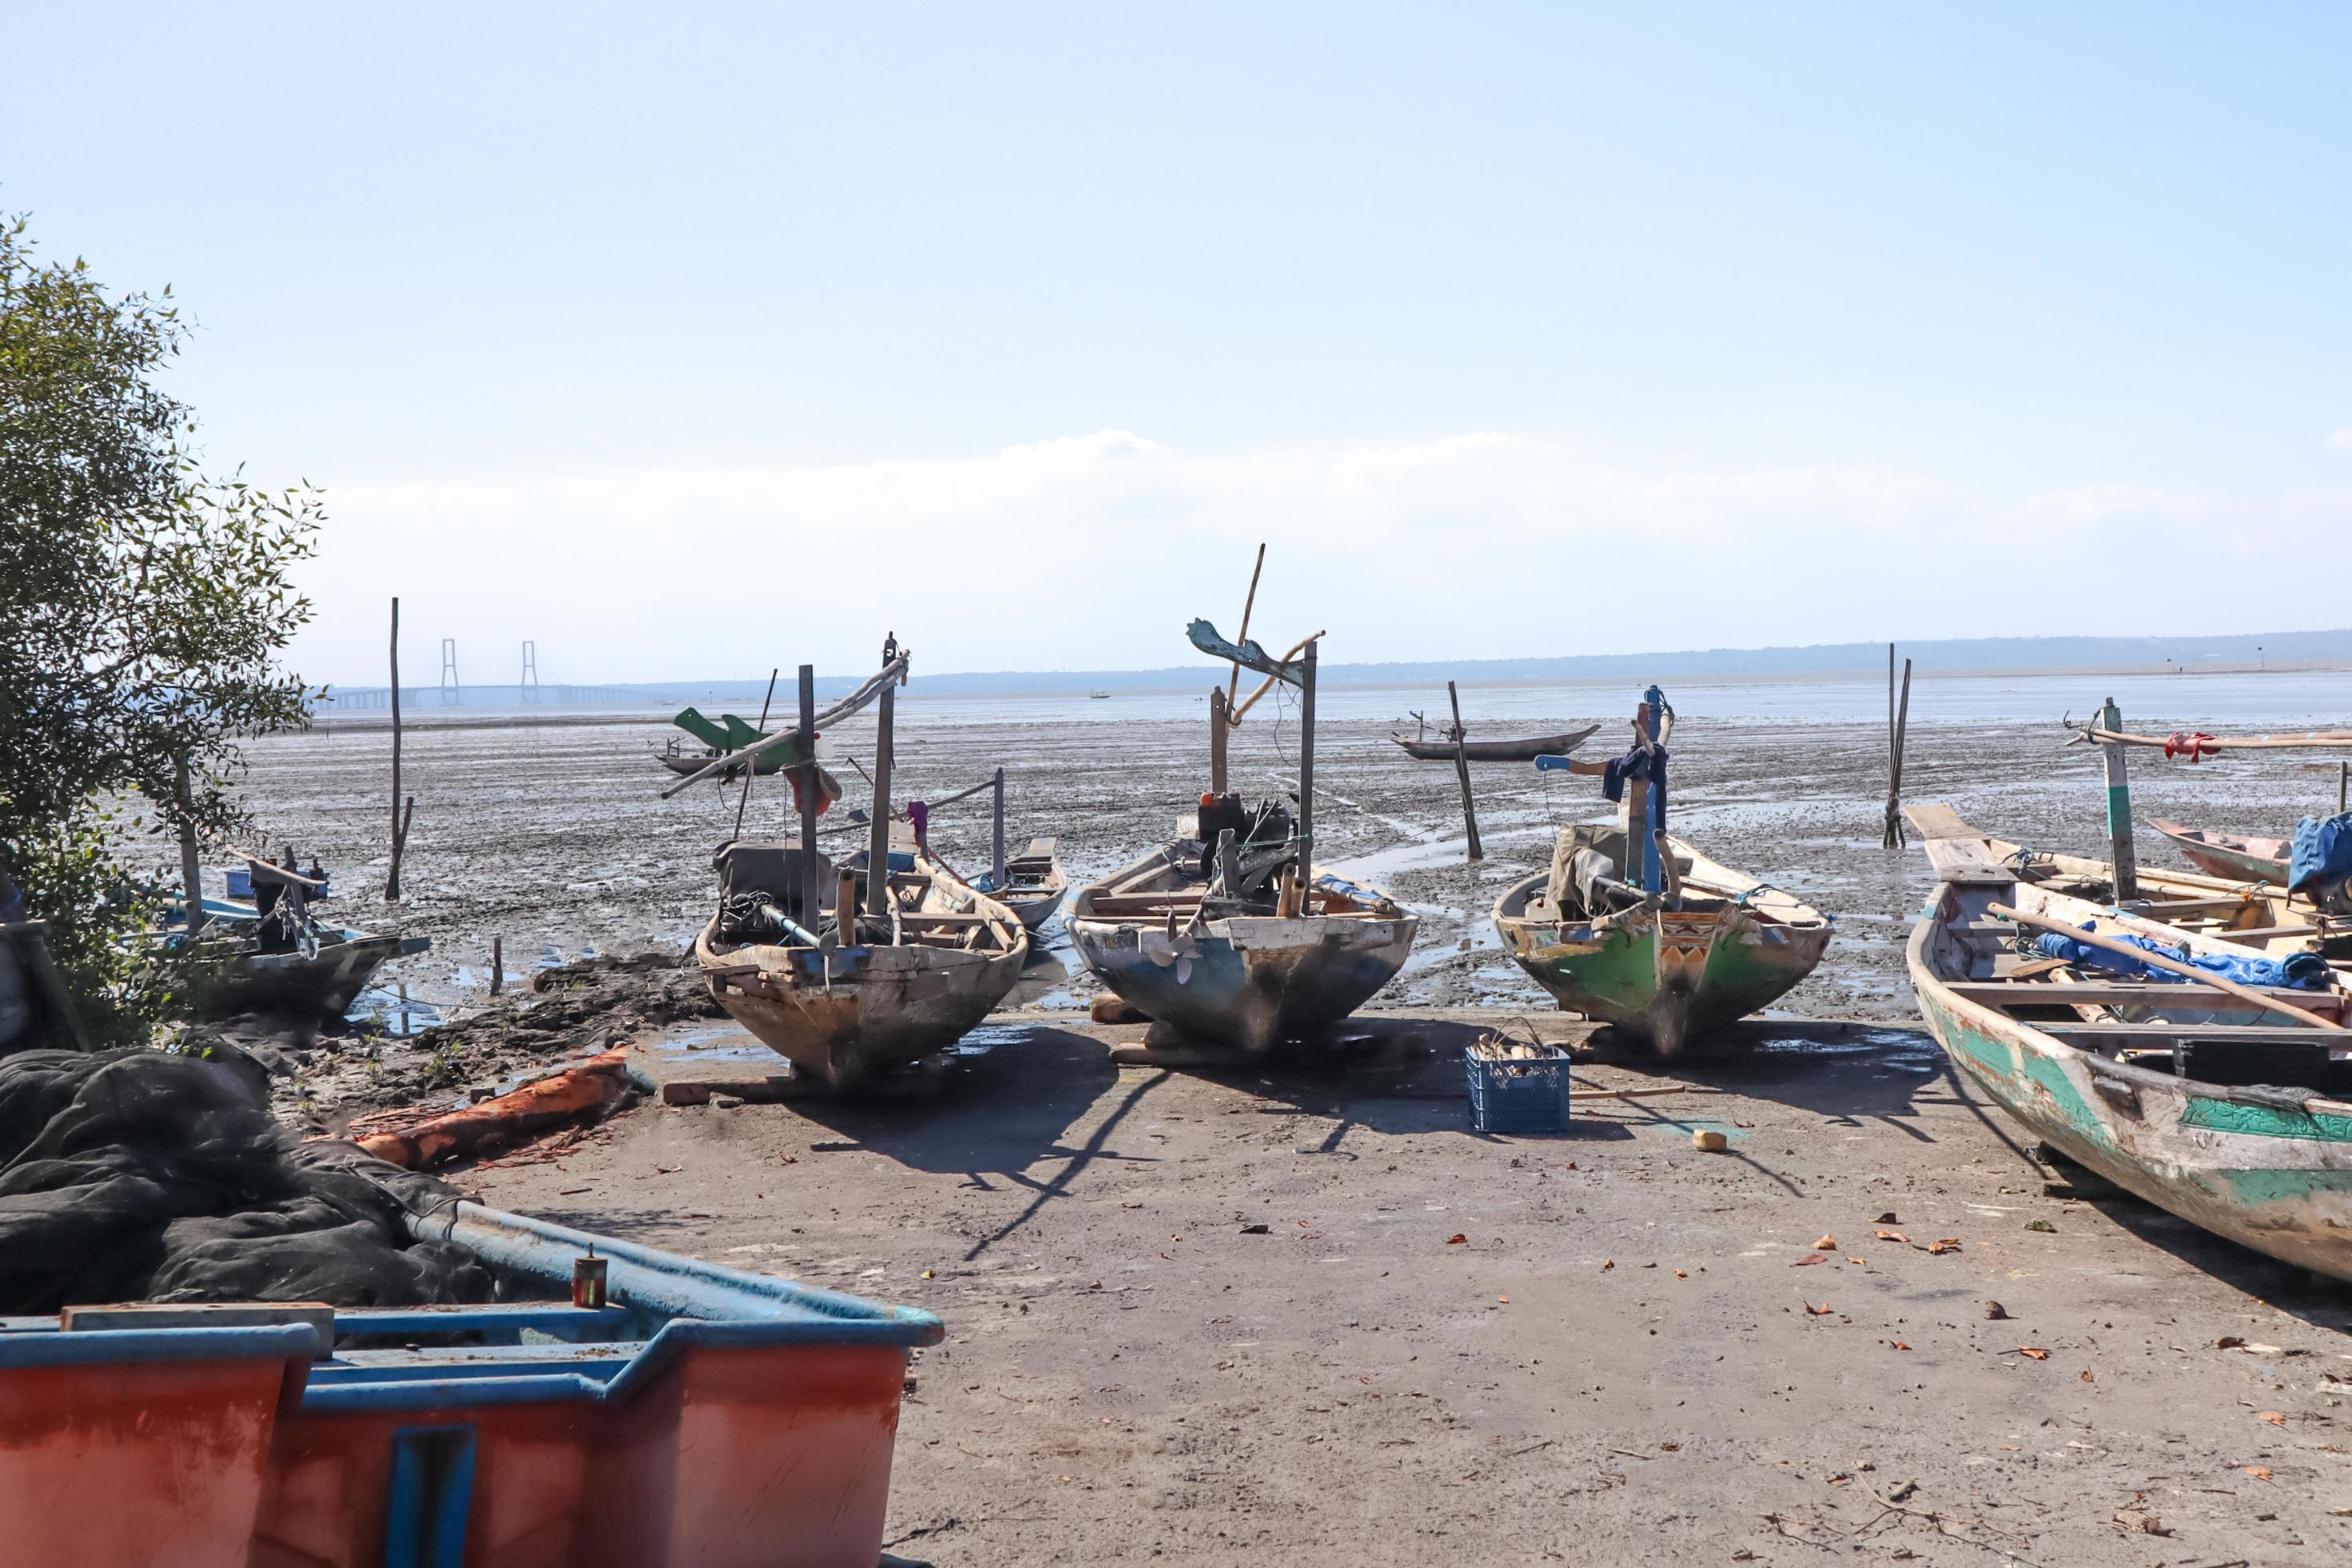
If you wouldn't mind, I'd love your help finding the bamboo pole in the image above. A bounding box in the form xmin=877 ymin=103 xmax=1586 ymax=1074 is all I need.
xmin=490 ymin=936 xmax=503 ymax=996
xmin=1882 ymin=657 xmax=1912 ymax=848
xmin=1293 ymin=639 xmax=1318 ymax=914
xmin=1986 ymin=902 xmax=2345 ymax=1030
xmin=386 ymin=597 xmax=406 ymax=901
xmin=1447 ymin=681 xmax=1482 ymax=863
xmin=1226 ymin=543 xmax=1266 ymax=709
xmin=866 ymin=642 xmax=896 ymax=919
xmin=732 ymin=668 xmax=779 ymax=842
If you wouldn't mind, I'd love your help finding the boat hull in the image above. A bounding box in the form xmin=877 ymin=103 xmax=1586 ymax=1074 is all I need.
xmin=213 ymin=932 xmax=414 ymax=1018
xmin=1498 ymin=902 xmax=1830 ymax=1053
xmin=698 ymin=930 xmax=1025 ymax=1086
xmin=1906 ymin=911 xmax=2352 ymax=1282
xmin=1071 ymin=908 xmax=1415 ymax=1052
xmin=2150 ymin=819 xmax=2290 ymax=886
xmin=1390 ymin=724 xmax=1600 ymax=763
xmin=659 ymin=752 xmax=780 ymax=778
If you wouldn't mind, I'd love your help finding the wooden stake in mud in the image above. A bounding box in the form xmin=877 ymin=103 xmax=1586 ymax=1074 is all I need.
xmin=865 ymin=640 xmax=897 ymax=920
xmin=2098 ymin=696 xmax=2138 ymax=902
xmin=796 ymin=665 xmax=820 ymax=926
xmin=2339 ymin=759 xmax=2347 ymax=815
xmin=1447 ymin=681 xmax=1482 ymax=863
xmin=1294 ymin=638 xmax=1318 ymax=913
xmin=490 ymin=935 xmax=503 ymax=996
xmin=174 ymin=754 xmax=204 ymax=933
xmin=1882 ymin=656 xmax=1912 ymax=848
xmin=1209 ymin=686 xmax=1229 ymax=795
xmin=386 ymin=596 xmax=406 ymax=902
xmin=992 ymin=766 xmax=1007 ymax=887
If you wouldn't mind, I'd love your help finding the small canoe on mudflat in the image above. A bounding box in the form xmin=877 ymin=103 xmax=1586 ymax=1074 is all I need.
xmin=1389 ymin=724 xmax=1600 ymax=763
xmin=1070 ymin=805 xmax=1415 ymax=1054
xmin=1493 ymin=824 xmax=1831 ymax=1054
xmin=2150 ymin=818 xmax=2292 ymax=886
xmin=1910 ymin=843 xmax=2352 ymax=1282
xmin=658 ymin=748 xmax=781 ymax=779
xmin=694 ymin=838 xmax=1026 ymax=1088
xmin=970 ymin=837 xmax=1069 ymax=934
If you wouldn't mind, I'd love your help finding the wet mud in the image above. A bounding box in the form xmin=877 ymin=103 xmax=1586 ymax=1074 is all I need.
xmin=221 ymin=690 xmax=2342 ymax=1042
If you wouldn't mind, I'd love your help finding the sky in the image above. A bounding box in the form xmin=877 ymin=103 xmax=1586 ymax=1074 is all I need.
xmin=7 ymin=4 xmax=2350 ymax=686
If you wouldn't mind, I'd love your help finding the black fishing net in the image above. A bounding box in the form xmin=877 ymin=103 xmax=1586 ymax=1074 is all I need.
xmin=0 ymin=1044 xmax=494 ymax=1314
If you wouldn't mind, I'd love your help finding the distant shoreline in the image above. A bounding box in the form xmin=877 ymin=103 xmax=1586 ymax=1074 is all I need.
xmin=304 ymin=658 xmax=2350 ymax=734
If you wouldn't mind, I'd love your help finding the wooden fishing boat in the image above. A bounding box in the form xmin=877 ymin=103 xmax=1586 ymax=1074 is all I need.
xmin=1902 ymin=804 xmax=2350 ymax=960
xmin=170 ymin=895 xmax=427 ymax=1018
xmin=1492 ymin=824 xmax=1832 ymax=1054
xmin=1069 ymin=823 xmax=1417 ymax=1053
xmin=1908 ymin=821 xmax=2352 ymax=1282
xmin=2150 ymin=818 xmax=2292 ymax=886
xmin=1389 ymin=723 xmax=1600 ymax=763
xmin=0 ymin=1197 xmax=941 ymax=1567
xmin=658 ymin=742 xmax=781 ymax=778
xmin=970 ymin=836 xmax=1068 ymax=934
xmin=694 ymin=838 xmax=1026 ymax=1087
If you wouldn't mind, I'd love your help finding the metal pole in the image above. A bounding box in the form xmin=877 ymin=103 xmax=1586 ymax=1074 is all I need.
xmin=796 ymin=665 xmax=819 ymax=926
xmin=732 ymin=667 xmax=779 ymax=842
xmin=2098 ymin=696 xmax=2138 ymax=902
xmin=1446 ymin=681 xmax=1482 ymax=862
xmin=992 ymin=766 xmax=1006 ymax=886
xmin=865 ymin=643 xmax=895 ymax=918
xmin=1209 ymin=687 xmax=1229 ymax=794
xmin=174 ymin=754 xmax=204 ymax=933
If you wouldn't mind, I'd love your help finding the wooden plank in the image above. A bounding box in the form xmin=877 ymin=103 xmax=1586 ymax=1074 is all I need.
xmin=2205 ymin=925 xmax=2321 ymax=944
xmin=2038 ymin=1023 xmax=2352 ymax=1049
xmin=1943 ymin=981 xmax=2343 ymax=1013
xmin=1925 ymin=836 xmax=2012 ymax=884
xmin=1903 ymin=802 xmax=1977 ymax=842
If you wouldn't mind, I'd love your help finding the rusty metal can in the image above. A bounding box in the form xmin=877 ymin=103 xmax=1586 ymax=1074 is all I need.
xmin=572 ymin=1253 xmax=608 ymax=1310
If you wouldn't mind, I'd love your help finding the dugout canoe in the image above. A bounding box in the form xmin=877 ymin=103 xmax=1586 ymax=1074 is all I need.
xmin=2150 ymin=818 xmax=2292 ymax=886
xmin=1909 ymin=848 xmax=2352 ymax=1283
xmin=1069 ymin=826 xmax=1417 ymax=1054
xmin=970 ymin=837 xmax=1069 ymax=934
xmin=1492 ymin=824 xmax=1832 ymax=1055
xmin=1388 ymin=723 xmax=1601 ymax=763
xmin=694 ymin=838 xmax=1026 ymax=1088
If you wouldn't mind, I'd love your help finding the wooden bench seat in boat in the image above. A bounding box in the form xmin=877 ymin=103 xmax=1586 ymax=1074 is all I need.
xmin=1940 ymin=981 xmax=2346 ymax=1016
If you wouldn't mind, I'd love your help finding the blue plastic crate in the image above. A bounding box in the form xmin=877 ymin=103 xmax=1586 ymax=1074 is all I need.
xmin=1465 ymin=1044 xmax=1573 ymax=1134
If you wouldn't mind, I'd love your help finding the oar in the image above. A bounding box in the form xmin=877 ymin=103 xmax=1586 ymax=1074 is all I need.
xmin=1986 ymin=902 xmax=2346 ymax=1031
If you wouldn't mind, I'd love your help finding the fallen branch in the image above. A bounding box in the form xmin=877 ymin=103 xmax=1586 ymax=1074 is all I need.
xmin=349 ymin=1047 xmax=638 ymax=1169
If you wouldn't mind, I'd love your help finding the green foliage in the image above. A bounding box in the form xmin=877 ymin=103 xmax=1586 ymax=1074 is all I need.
xmin=0 ymin=212 xmax=322 ymax=1038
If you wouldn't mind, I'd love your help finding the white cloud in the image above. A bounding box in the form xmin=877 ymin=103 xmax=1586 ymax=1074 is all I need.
xmin=2332 ymin=428 xmax=2352 ymax=449
xmin=284 ymin=430 xmax=2352 ymax=686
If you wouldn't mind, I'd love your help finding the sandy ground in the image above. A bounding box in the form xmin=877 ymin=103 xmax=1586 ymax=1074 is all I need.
xmin=454 ymin=1010 xmax=2352 ymax=1566
xmin=217 ymin=694 xmax=2349 ymax=1035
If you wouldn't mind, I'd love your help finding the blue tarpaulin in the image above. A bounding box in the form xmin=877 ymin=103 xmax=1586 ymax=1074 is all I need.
xmin=2290 ymin=811 xmax=2352 ymax=895
xmin=2032 ymin=923 xmax=2331 ymax=991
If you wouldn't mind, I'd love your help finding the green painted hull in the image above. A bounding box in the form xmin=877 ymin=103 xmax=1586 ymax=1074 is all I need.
xmin=1498 ymin=904 xmax=1831 ymax=1054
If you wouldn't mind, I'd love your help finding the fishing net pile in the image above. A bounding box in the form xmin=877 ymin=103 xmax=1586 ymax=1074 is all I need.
xmin=0 ymin=1044 xmax=494 ymax=1314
